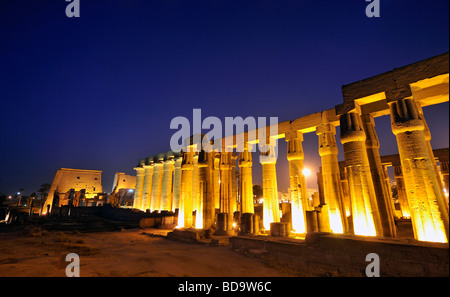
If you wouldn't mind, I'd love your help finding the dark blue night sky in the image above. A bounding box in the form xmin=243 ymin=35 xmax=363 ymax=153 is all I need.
xmin=1 ymin=0 xmax=448 ymax=195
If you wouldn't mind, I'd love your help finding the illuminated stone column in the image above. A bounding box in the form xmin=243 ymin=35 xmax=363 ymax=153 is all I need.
xmin=141 ymin=163 xmax=154 ymax=211
xmin=389 ymin=98 xmax=449 ymax=242
xmin=192 ymin=154 xmax=200 ymax=226
xmin=230 ymin=153 xmax=238 ymax=215
xmin=382 ymin=164 xmax=399 ymax=219
xmin=340 ymin=113 xmax=382 ymax=237
xmin=150 ymin=162 xmax=164 ymax=212
xmin=441 ymin=160 xmax=449 ymax=202
xmin=160 ymin=158 xmax=175 ymax=211
xmin=417 ymin=105 xmax=449 ymax=212
xmin=260 ymin=144 xmax=280 ymax=230
xmin=214 ymin=155 xmax=221 ymax=210
xmin=239 ymin=145 xmax=254 ymax=214
xmin=133 ymin=167 xmax=145 ymax=210
xmin=361 ymin=114 xmax=397 ymax=237
xmin=218 ymin=152 xmax=233 ymax=232
xmin=339 ymin=165 xmax=352 ymax=221
xmin=172 ymin=157 xmax=182 ymax=212
xmin=393 ymin=165 xmax=410 ymax=219
xmin=316 ymin=123 xmax=348 ymax=234
xmin=179 ymin=150 xmax=194 ymax=228
xmin=285 ymin=131 xmax=307 ymax=234
xmin=199 ymin=150 xmax=215 ymax=229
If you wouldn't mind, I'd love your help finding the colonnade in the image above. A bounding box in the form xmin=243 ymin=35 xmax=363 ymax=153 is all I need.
xmin=132 ymin=53 xmax=449 ymax=243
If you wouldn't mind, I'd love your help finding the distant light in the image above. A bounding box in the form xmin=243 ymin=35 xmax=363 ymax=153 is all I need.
xmin=8 ymin=196 xmax=12 ymax=199
xmin=17 ymin=192 xmax=21 ymax=195
xmin=232 ymin=222 xmax=237 ymax=228
xmin=128 ymin=189 xmax=134 ymax=192
xmin=302 ymin=168 xmax=311 ymax=177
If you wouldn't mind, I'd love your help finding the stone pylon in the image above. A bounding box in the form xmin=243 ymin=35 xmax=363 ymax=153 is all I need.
xmin=389 ymin=98 xmax=449 ymax=243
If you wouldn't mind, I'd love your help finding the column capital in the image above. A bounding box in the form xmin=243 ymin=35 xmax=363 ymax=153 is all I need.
xmin=239 ymin=149 xmax=253 ymax=168
xmin=134 ymin=167 xmax=145 ymax=175
xmin=389 ymin=98 xmax=425 ymax=135
xmin=316 ymin=123 xmax=338 ymax=156
xmin=260 ymin=144 xmax=277 ymax=164
xmin=339 ymin=112 xmax=366 ymax=144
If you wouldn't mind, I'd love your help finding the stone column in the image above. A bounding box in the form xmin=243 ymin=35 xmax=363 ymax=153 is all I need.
xmin=141 ymin=163 xmax=154 ymax=211
xmin=160 ymin=158 xmax=175 ymax=212
xmin=218 ymin=152 xmax=233 ymax=233
xmin=393 ymin=165 xmax=410 ymax=219
xmin=179 ymin=150 xmax=194 ymax=228
xmin=260 ymin=144 xmax=280 ymax=230
xmin=230 ymin=153 xmax=238 ymax=215
xmin=285 ymin=131 xmax=307 ymax=234
xmin=199 ymin=150 xmax=215 ymax=229
xmin=150 ymin=161 xmax=164 ymax=212
xmin=340 ymin=113 xmax=383 ymax=236
xmin=239 ymin=145 xmax=254 ymax=215
xmin=339 ymin=164 xmax=351 ymax=219
xmin=172 ymin=157 xmax=182 ymax=212
xmin=316 ymin=123 xmax=348 ymax=234
xmin=361 ymin=114 xmax=397 ymax=237
xmin=214 ymin=155 xmax=221 ymax=210
xmin=133 ymin=167 xmax=145 ymax=210
xmin=441 ymin=160 xmax=449 ymax=203
xmin=192 ymin=154 xmax=199 ymax=224
xmin=389 ymin=98 xmax=449 ymax=243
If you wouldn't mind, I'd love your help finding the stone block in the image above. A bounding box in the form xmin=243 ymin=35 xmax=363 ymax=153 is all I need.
xmin=270 ymin=222 xmax=289 ymax=237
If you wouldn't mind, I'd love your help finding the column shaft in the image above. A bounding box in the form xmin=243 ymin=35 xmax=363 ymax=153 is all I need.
xmin=150 ymin=163 xmax=164 ymax=211
xmin=361 ymin=114 xmax=397 ymax=237
xmin=260 ymin=144 xmax=280 ymax=229
xmin=160 ymin=159 xmax=175 ymax=211
xmin=390 ymin=98 xmax=449 ymax=243
xmin=172 ymin=157 xmax=182 ymax=212
xmin=179 ymin=151 xmax=194 ymax=228
xmin=133 ymin=167 xmax=145 ymax=210
xmin=286 ymin=131 xmax=307 ymax=233
xmin=393 ymin=165 xmax=410 ymax=219
xmin=141 ymin=164 xmax=154 ymax=211
xmin=317 ymin=123 xmax=348 ymax=234
xmin=239 ymin=148 xmax=254 ymax=214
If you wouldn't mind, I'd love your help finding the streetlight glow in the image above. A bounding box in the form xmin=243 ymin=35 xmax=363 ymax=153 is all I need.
xmin=302 ymin=168 xmax=311 ymax=177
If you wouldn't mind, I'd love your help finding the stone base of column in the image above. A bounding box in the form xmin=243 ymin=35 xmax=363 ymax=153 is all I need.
xmin=270 ymin=222 xmax=289 ymax=237
xmin=214 ymin=213 xmax=236 ymax=236
xmin=306 ymin=210 xmax=319 ymax=233
xmin=240 ymin=212 xmax=254 ymax=234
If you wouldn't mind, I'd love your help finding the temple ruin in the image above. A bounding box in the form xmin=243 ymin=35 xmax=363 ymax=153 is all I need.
xmin=130 ymin=53 xmax=449 ymax=243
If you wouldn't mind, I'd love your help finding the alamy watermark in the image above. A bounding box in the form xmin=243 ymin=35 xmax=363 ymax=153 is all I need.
xmin=365 ymin=0 xmax=380 ymax=18
xmin=170 ymin=109 xmax=278 ymax=160
xmin=365 ymin=253 xmax=380 ymax=277
xmin=65 ymin=0 xmax=80 ymax=18
xmin=65 ymin=253 xmax=80 ymax=277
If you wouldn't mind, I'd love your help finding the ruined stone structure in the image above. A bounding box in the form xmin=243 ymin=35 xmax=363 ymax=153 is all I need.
xmin=43 ymin=168 xmax=103 ymax=214
xmin=109 ymin=172 xmax=137 ymax=207
xmin=133 ymin=53 xmax=449 ymax=243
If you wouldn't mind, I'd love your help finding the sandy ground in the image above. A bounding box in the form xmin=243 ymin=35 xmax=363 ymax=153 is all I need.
xmin=0 ymin=228 xmax=293 ymax=277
